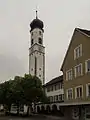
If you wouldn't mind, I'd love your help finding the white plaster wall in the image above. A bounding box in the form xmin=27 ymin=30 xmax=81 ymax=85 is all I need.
xmin=37 ymin=52 xmax=45 ymax=84
xmin=46 ymin=89 xmax=64 ymax=97
xmin=29 ymin=28 xmax=45 ymax=84
xmin=29 ymin=54 xmax=35 ymax=76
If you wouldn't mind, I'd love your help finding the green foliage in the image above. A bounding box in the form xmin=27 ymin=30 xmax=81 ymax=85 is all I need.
xmin=0 ymin=74 xmax=47 ymax=110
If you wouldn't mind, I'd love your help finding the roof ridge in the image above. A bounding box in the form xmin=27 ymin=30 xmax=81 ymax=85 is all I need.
xmin=76 ymin=28 xmax=90 ymax=37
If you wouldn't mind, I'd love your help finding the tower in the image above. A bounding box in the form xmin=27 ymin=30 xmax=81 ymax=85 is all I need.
xmin=29 ymin=11 xmax=45 ymax=84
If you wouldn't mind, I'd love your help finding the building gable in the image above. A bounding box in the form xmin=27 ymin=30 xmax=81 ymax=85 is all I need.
xmin=60 ymin=28 xmax=90 ymax=71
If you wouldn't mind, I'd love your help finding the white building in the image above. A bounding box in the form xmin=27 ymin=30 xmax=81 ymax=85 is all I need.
xmin=44 ymin=75 xmax=64 ymax=103
xmin=36 ymin=75 xmax=64 ymax=115
xmin=29 ymin=11 xmax=45 ymax=84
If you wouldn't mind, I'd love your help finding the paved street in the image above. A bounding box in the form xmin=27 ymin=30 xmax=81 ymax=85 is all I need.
xmin=0 ymin=115 xmax=66 ymax=120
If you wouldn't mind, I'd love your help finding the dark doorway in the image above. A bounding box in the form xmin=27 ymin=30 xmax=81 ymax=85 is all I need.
xmin=37 ymin=106 xmax=40 ymax=113
xmin=52 ymin=105 xmax=57 ymax=114
xmin=46 ymin=105 xmax=51 ymax=114
xmin=41 ymin=106 xmax=45 ymax=114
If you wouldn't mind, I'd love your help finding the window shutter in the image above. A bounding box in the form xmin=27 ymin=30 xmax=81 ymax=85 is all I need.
xmin=74 ymin=49 xmax=76 ymax=60
xmin=81 ymin=64 xmax=83 ymax=75
xmin=75 ymin=88 xmax=77 ymax=99
xmin=80 ymin=44 xmax=82 ymax=57
xmin=74 ymin=67 xmax=76 ymax=78
xmin=72 ymin=88 xmax=73 ymax=99
xmin=66 ymin=90 xmax=68 ymax=100
xmin=86 ymin=84 xmax=88 ymax=97
xmin=85 ymin=61 xmax=87 ymax=73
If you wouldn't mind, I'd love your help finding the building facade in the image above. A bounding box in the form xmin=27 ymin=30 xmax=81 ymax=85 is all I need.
xmin=61 ymin=28 xmax=90 ymax=120
xmin=44 ymin=75 xmax=64 ymax=103
xmin=29 ymin=11 xmax=45 ymax=84
xmin=36 ymin=75 xmax=64 ymax=116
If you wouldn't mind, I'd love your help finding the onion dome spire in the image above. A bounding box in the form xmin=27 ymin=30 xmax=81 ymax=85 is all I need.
xmin=30 ymin=10 xmax=44 ymax=32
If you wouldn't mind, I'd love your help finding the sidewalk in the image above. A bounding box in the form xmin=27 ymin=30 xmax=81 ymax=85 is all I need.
xmin=44 ymin=115 xmax=67 ymax=120
xmin=34 ymin=114 xmax=67 ymax=120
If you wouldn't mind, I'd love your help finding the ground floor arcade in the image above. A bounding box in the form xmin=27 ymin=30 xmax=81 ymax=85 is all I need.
xmin=35 ymin=102 xmax=90 ymax=120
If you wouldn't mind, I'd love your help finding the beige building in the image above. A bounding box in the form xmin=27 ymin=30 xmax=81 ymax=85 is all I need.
xmin=61 ymin=28 xmax=90 ymax=120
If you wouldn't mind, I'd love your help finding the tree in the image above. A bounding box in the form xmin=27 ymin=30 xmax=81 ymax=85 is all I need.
xmin=0 ymin=74 xmax=48 ymax=113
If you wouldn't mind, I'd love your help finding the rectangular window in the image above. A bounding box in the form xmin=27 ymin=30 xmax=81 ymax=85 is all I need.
xmin=59 ymin=83 xmax=63 ymax=89
xmin=74 ymin=44 xmax=82 ymax=59
xmin=67 ymin=88 xmax=73 ymax=100
xmin=75 ymin=86 xmax=83 ymax=98
xmin=54 ymin=95 xmax=58 ymax=102
xmin=47 ymin=87 xmax=50 ymax=92
xmin=55 ymin=85 xmax=56 ymax=90
xmin=74 ymin=64 xmax=82 ymax=77
xmin=51 ymin=86 xmax=53 ymax=91
xmin=59 ymin=94 xmax=64 ymax=101
xmin=49 ymin=96 xmax=53 ymax=102
xmin=56 ymin=95 xmax=58 ymax=101
xmin=86 ymin=83 xmax=90 ymax=97
xmin=54 ymin=84 xmax=59 ymax=90
xmin=56 ymin=84 xmax=59 ymax=90
xmin=66 ymin=69 xmax=72 ymax=80
xmin=85 ymin=59 xmax=90 ymax=73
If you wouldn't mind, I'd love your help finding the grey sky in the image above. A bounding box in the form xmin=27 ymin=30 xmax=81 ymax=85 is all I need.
xmin=0 ymin=0 xmax=90 ymax=83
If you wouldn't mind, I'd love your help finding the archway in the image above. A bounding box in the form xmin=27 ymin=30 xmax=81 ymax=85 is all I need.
xmin=59 ymin=105 xmax=64 ymax=116
xmin=37 ymin=106 xmax=40 ymax=113
xmin=52 ymin=104 xmax=57 ymax=114
xmin=41 ymin=106 xmax=45 ymax=114
xmin=46 ymin=105 xmax=51 ymax=114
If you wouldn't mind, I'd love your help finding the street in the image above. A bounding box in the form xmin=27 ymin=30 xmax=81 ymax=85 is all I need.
xmin=0 ymin=115 xmax=66 ymax=120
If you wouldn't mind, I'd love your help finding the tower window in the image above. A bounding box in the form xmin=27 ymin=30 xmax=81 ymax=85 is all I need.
xmin=39 ymin=31 xmax=41 ymax=35
xmin=38 ymin=37 xmax=42 ymax=44
xmin=31 ymin=39 xmax=33 ymax=45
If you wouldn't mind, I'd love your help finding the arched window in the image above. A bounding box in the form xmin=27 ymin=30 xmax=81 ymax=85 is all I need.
xmin=38 ymin=37 xmax=42 ymax=44
xmin=39 ymin=31 xmax=41 ymax=35
xmin=31 ymin=39 xmax=33 ymax=45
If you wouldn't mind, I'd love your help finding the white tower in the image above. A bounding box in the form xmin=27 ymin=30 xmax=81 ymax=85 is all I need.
xmin=29 ymin=11 xmax=45 ymax=84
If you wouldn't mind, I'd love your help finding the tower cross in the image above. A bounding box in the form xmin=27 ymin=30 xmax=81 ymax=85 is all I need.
xmin=36 ymin=10 xmax=38 ymax=19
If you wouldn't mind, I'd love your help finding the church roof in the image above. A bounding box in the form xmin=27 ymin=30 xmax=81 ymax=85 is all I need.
xmin=30 ymin=18 xmax=44 ymax=32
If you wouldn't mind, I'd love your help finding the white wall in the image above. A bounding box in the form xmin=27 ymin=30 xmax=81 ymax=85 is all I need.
xmin=46 ymin=89 xmax=64 ymax=97
xmin=29 ymin=28 xmax=45 ymax=84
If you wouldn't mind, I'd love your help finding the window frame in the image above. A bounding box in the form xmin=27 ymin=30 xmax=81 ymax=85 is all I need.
xmin=75 ymin=85 xmax=83 ymax=99
xmin=74 ymin=63 xmax=82 ymax=77
xmin=74 ymin=44 xmax=82 ymax=60
xmin=67 ymin=88 xmax=73 ymax=100
xmin=86 ymin=83 xmax=90 ymax=97
xmin=85 ymin=59 xmax=90 ymax=73
xmin=66 ymin=69 xmax=73 ymax=81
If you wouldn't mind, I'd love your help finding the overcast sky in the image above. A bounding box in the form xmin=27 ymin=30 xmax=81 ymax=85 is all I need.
xmin=0 ymin=0 xmax=90 ymax=83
